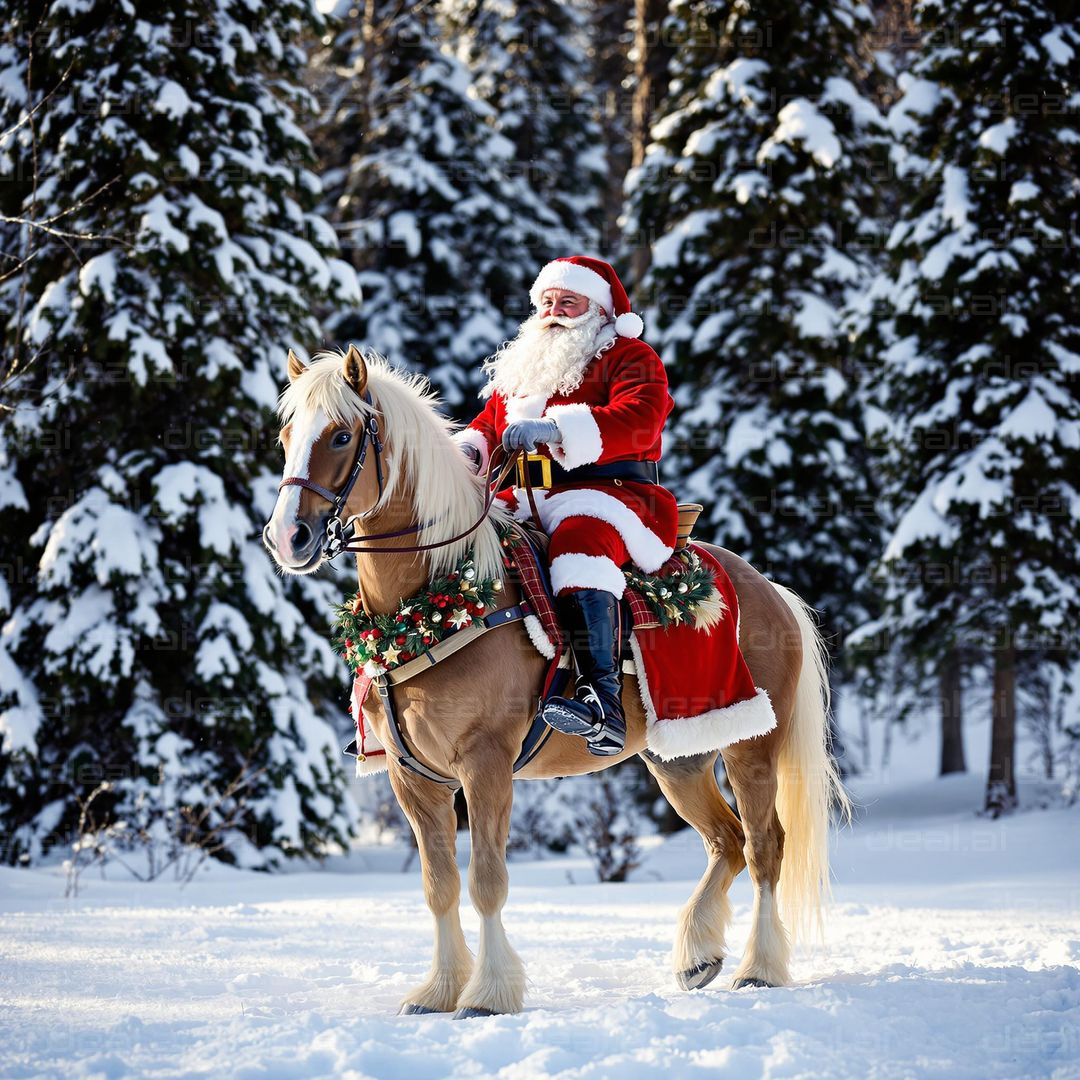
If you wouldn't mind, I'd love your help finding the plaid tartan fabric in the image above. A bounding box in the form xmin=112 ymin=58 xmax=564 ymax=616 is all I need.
xmin=504 ymin=524 xmax=564 ymax=647
xmin=506 ymin=524 xmax=691 ymax=634
xmin=624 ymin=550 xmax=692 ymax=629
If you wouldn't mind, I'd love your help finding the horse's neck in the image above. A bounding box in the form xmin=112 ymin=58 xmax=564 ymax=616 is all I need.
xmin=349 ymin=480 xmax=430 ymax=613
xmin=355 ymin=554 xmax=430 ymax=615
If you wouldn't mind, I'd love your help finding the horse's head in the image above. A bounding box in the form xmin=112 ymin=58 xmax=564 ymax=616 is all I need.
xmin=264 ymin=345 xmax=383 ymax=574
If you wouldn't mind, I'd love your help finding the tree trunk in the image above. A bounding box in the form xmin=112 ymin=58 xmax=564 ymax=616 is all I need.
xmin=939 ymin=652 xmax=966 ymax=775
xmin=985 ymin=637 xmax=1018 ymax=816
xmin=591 ymin=0 xmax=634 ymax=256
xmin=629 ymin=0 xmax=675 ymax=283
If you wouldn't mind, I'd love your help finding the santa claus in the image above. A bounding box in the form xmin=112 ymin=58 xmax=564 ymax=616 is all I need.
xmin=453 ymin=256 xmax=679 ymax=757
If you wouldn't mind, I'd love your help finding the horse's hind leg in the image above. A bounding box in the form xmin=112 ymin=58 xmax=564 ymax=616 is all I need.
xmin=388 ymin=766 xmax=474 ymax=1014
xmin=453 ymin=750 xmax=526 ymax=1017
xmin=722 ymin=742 xmax=791 ymax=988
xmin=642 ymin=750 xmax=746 ymax=990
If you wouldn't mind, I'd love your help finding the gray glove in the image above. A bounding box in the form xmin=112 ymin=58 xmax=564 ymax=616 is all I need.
xmin=502 ymin=418 xmax=561 ymax=453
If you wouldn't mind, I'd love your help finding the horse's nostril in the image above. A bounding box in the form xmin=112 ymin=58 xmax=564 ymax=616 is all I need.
xmin=291 ymin=520 xmax=313 ymax=549
xmin=262 ymin=523 xmax=273 ymax=549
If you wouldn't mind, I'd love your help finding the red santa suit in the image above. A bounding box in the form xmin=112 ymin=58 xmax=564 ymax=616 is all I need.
xmin=455 ymin=333 xmax=680 ymax=596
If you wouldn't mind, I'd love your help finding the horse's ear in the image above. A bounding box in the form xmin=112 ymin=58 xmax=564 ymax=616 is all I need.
xmin=287 ymin=349 xmax=306 ymax=382
xmin=343 ymin=344 xmax=367 ymax=396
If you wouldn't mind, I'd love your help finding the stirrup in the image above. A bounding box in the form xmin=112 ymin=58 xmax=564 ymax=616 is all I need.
xmin=541 ymin=691 xmax=625 ymax=757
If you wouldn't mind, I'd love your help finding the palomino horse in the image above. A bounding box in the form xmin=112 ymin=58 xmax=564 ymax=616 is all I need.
xmin=264 ymin=346 xmax=851 ymax=1017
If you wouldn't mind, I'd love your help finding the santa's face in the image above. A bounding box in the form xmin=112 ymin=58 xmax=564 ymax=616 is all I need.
xmin=538 ymin=288 xmax=594 ymax=321
xmin=482 ymin=293 xmax=615 ymax=400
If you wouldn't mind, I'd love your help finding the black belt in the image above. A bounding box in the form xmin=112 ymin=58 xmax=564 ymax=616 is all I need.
xmin=514 ymin=455 xmax=659 ymax=491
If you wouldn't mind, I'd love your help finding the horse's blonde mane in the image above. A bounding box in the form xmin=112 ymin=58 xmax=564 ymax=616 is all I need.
xmin=278 ymin=349 xmax=508 ymax=580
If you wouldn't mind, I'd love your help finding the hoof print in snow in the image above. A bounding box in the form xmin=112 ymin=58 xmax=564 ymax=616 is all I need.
xmin=676 ymin=958 xmax=724 ymax=991
xmin=453 ymin=1006 xmax=499 ymax=1019
xmin=398 ymin=1003 xmax=441 ymax=1015
xmin=731 ymin=976 xmax=775 ymax=990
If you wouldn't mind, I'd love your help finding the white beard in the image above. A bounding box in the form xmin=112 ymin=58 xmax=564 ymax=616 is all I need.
xmin=482 ymin=307 xmax=616 ymax=400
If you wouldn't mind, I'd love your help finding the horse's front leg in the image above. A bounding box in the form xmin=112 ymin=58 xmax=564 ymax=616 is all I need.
xmin=453 ymin=750 xmax=525 ymax=1017
xmin=387 ymin=764 xmax=474 ymax=1014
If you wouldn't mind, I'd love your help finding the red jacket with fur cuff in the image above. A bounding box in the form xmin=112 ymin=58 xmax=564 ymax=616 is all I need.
xmin=453 ymin=337 xmax=679 ymax=574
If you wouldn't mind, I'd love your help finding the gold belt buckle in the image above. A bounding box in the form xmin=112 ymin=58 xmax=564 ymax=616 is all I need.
xmin=516 ymin=452 xmax=553 ymax=489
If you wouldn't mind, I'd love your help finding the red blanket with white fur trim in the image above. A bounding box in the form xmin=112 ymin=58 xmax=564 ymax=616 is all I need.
xmin=508 ymin=537 xmax=776 ymax=759
xmin=629 ymin=546 xmax=776 ymax=760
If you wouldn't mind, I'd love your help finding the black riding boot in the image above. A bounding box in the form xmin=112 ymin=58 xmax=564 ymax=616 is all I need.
xmin=541 ymin=589 xmax=626 ymax=757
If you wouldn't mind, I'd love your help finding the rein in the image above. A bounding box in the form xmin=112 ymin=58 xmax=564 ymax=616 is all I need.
xmin=278 ymin=390 xmax=523 ymax=560
xmin=333 ymin=445 xmax=521 ymax=556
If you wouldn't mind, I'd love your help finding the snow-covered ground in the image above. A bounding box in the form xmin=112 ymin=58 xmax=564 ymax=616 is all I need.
xmin=2 ymin=731 xmax=1079 ymax=1078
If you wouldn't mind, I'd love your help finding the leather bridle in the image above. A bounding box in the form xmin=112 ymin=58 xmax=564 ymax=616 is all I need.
xmin=277 ymin=388 xmax=520 ymax=561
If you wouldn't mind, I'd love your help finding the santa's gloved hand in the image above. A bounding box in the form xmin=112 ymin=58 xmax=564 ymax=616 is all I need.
xmin=459 ymin=442 xmax=483 ymax=474
xmin=502 ymin=418 xmax=561 ymax=453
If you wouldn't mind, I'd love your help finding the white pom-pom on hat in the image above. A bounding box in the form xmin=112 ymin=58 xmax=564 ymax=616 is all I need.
xmin=614 ymin=311 xmax=644 ymax=339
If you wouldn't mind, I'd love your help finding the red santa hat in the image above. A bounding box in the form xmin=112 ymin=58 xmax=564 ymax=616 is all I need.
xmin=529 ymin=256 xmax=645 ymax=339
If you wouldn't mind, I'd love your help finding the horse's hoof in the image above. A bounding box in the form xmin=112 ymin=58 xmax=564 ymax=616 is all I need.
xmin=453 ymin=1006 xmax=498 ymax=1019
xmin=731 ymin=976 xmax=775 ymax=990
xmin=677 ymin=958 xmax=724 ymax=991
xmin=398 ymin=1002 xmax=441 ymax=1015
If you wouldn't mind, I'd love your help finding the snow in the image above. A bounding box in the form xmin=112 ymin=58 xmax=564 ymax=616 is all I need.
xmin=998 ymin=389 xmax=1059 ymax=443
xmin=137 ymin=194 xmax=191 ymax=254
xmin=650 ymin=211 xmax=719 ymax=270
xmin=940 ymin=164 xmax=971 ymax=228
xmin=704 ymin=58 xmax=769 ymax=108
xmin=791 ymin=290 xmax=839 ymax=339
xmin=0 ymin=644 xmax=43 ymax=754
xmin=979 ymin=118 xmax=1017 ymax=156
xmin=758 ymin=99 xmax=842 ymax=170
xmin=154 ymin=79 xmax=195 ymax=120
xmin=153 ymin=463 xmax=252 ymax=557
xmin=36 ymin=487 xmax=157 ymax=589
xmin=78 ymin=251 xmax=119 ymax=302
xmin=887 ymin=77 xmax=940 ymax=139
xmin=1009 ymin=179 xmax=1040 ymax=205
xmin=1040 ymin=27 xmax=1075 ymax=67
xmin=1 ymin=765 xmax=1077 ymax=1078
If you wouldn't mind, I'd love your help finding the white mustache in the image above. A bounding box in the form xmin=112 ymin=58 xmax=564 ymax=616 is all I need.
xmin=539 ymin=314 xmax=586 ymax=329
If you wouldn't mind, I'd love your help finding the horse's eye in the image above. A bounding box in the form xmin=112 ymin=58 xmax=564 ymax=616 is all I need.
xmin=332 ymin=430 xmax=352 ymax=448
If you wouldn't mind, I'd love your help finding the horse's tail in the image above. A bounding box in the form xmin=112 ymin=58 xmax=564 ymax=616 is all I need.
xmin=769 ymin=582 xmax=853 ymax=945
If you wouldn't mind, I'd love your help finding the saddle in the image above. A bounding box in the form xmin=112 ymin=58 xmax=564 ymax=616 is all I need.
xmin=507 ymin=503 xmax=706 ymax=652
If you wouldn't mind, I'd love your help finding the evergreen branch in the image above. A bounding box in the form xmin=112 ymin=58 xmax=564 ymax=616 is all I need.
xmin=0 ymin=59 xmax=75 ymax=147
xmin=0 ymin=214 xmax=131 ymax=247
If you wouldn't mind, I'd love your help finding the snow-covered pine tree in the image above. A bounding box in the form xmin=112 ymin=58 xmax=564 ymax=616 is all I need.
xmin=865 ymin=1 xmax=1080 ymax=815
xmin=624 ymin=0 xmax=891 ymax=657
xmin=0 ymin=0 xmax=361 ymax=865
xmin=314 ymin=0 xmax=580 ymax=405
xmin=444 ymin=0 xmax=607 ymax=252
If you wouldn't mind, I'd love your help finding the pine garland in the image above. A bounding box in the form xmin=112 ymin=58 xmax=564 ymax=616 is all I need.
xmin=624 ymin=549 xmax=719 ymax=629
xmin=333 ymin=534 xmax=720 ymax=676
xmin=332 ymin=551 xmax=502 ymax=676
